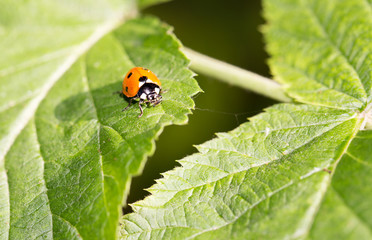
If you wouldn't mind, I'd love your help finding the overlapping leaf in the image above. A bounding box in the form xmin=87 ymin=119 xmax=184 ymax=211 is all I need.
xmin=120 ymin=104 xmax=362 ymax=239
xmin=0 ymin=1 xmax=200 ymax=238
xmin=264 ymin=0 xmax=372 ymax=110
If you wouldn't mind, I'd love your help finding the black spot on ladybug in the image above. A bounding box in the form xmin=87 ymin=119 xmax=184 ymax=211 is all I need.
xmin=139 ymin=76 xmax=148 ymax=82
xmin=125 ymin=86 xmax=128 ymax=92
xmin=128 ymin=72 xmax=132 ymax=78
xmin=143 ymin=68 xmax=148 ymax=71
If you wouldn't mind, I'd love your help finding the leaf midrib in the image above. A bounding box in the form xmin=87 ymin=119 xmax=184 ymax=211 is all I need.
xmin=197 ymin=117 xmax=354 ymax=159
xmin=80 ymin=58 xmax=110 ymax=227
xmin=304 ymin=116 xmax=364 ymax=238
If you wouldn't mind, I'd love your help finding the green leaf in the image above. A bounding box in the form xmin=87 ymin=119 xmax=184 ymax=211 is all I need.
xmin=263 ymin=0 xmax=372 ymax=110
xmin=309 ymin=130 xmax=372 ymax=239
xmin=0 ymin=0 xmax=136 ymax=178
xmin=0 ymin=1 xmax=200 ymax=238
xmin=120 ymin=104 xmax=363 ymax=239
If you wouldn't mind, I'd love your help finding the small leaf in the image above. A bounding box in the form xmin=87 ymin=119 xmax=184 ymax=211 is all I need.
xmin=0 ymin=3 xmax=200 ymax=239
xmin=120 ymin=104 xmax=362 ymax=239
xmin=263 ymin=0 xmax=372 ymax=110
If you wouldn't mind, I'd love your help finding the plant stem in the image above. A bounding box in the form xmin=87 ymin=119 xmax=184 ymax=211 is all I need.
xmin=182 ymin=47 xmax=291 ymax=103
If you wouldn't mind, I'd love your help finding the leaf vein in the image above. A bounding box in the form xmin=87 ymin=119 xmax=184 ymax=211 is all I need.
xmin=345 ymin=152 xmax=372 ymax=168
xmin=52 ymin=214 xmax=82 ymax=239
xmin=331 ymin=187 xmax=372 ymax=235
xmin=305 ymin=2 xmax=368 ymax=99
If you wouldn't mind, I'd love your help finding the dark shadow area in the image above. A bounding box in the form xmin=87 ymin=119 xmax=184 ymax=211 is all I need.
xmin=54 ymin=81 xmax=125 ymax=123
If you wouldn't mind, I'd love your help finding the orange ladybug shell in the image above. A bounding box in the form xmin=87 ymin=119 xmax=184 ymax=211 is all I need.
xmin=122 ymin=67 xmax=161 ymax=98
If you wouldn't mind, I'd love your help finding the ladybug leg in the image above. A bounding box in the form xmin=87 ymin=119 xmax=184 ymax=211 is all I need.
xmin=122 ymin=98 xmax=133 ymax=112
xmin=145 ymin=100 xmax=157 ymax=108
xmin=152 ymin=101 xmax=161 ymax=107
xmin=138 ymin=99 xmax=144 ymax=118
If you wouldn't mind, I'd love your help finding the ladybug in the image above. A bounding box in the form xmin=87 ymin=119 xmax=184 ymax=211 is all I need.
xmin=121 ymin=67 xmax=162 ymax=118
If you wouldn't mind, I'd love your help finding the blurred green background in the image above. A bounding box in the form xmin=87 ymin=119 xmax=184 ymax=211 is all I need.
xmin=124 ymin=0 xmax=277 ymax=212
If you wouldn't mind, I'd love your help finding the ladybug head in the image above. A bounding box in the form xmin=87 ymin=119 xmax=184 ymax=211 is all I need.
xmin=138 ymin=83 xmax=162 ymax=105
xmin=147 ymin=91 xmax=162 ymax=104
